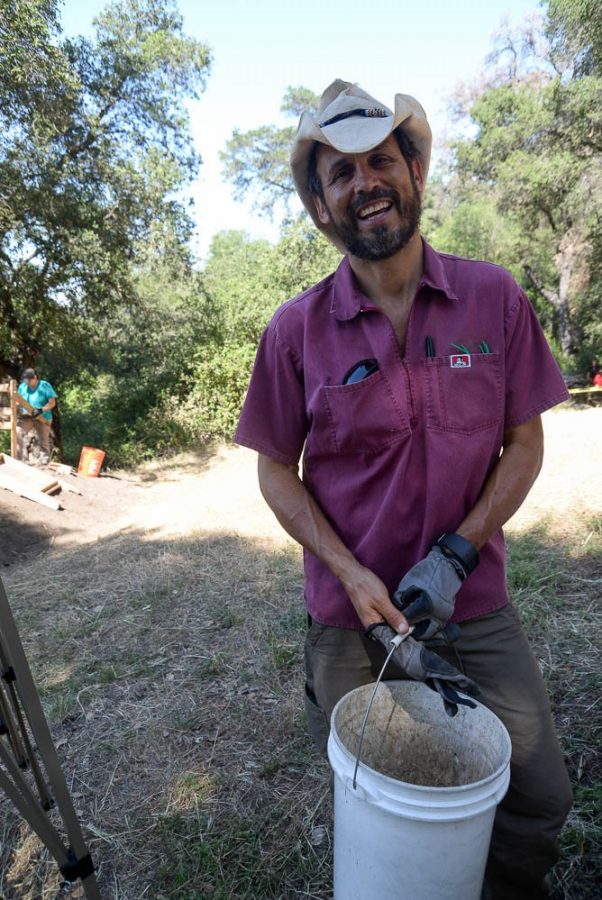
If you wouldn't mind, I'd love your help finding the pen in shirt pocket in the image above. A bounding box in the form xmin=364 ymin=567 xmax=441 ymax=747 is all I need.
xmin=425 ymin=336 xmax=435 ymax=358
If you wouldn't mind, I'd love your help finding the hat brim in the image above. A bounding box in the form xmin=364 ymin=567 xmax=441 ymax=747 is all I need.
xmin=291 ymin=90 xmax=432 ymax=253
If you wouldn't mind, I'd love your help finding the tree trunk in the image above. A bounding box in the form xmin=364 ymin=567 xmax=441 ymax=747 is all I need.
xmin=526 ymin=252 xmax=579 ymax=357
xmin=50 ymin=403 xmax=63 ymax=461
xmin=554 ymin=236 xmax=581 ymax=356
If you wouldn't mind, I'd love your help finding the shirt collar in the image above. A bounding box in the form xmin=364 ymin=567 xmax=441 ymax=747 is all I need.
xmin=420 ymin=240 xmax=460 ymax=301
xmin=330 ymin=238 xmax=459 ymax=321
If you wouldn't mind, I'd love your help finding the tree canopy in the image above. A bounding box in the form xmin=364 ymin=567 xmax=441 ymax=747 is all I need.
xmin=451 ymin=1 xmax=601 ymax=355
xmin=220 ymin=86 xmax=319 ymax=219
xmin=2 ymin=0 xmax=600 ymax=467
xmin=0 ymin=0 xmax=211 ymax=374
xmin=219 ymin=1 xmax=600 ymax=361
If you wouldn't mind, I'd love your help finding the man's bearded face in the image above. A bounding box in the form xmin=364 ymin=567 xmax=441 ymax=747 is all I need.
xmin=327 ymin=180 xmax=422 ymax=261
xmin=313 ymin=136 xmax=423 ymax=261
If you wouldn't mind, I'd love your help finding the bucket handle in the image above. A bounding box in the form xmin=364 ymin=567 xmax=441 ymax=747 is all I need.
xmin=352 ymin=628 xmax=414 ymax=790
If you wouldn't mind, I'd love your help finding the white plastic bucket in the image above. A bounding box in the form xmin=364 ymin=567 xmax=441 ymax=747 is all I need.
xmin=328 ymin=681 xmax=511 ymax=900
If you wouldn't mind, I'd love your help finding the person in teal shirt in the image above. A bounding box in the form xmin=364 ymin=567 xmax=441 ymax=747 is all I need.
xmin=17 ymin=367 xmax=57 ymax=464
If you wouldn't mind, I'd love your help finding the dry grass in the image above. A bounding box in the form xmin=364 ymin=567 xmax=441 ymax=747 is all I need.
xmin=0 ymin=408 xmax=600 ymax=898
xmin=1 ymin=529 xmax=331 ymax=898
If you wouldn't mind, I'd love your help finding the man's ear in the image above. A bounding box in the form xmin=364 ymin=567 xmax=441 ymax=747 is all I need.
xmin=313 ymin=194 xmax=331 ymax=225
xmin=411 ymin=156 xmax=424 ymax=190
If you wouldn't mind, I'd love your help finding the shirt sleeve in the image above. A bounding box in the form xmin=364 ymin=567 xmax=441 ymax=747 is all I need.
xmin=234 ymin=322 xmax=309 ymax=465
xmin=43 ymin=381 xmax=57 ymax=401
xmin=504 ymin=290 xmax=569 ymax=428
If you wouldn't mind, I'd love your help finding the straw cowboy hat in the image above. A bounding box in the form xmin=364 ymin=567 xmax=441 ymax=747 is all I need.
xmin=291 ymin=79 xmax=432 ymax=250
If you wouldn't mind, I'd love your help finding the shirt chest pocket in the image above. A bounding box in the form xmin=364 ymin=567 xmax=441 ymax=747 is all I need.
xmin=316 ymin=371 xmax=411 ymax=455
xmin=425 ymin=354 xmax=503 ymax=434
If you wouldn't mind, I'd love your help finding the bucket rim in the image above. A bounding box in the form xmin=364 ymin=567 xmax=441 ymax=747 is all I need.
xmin=329 ymin=681 xmax=512 ymax=794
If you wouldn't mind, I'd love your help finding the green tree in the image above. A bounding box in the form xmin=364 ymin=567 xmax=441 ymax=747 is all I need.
xmin=0 ymin=0 xmax=211 ymax=375
xmin=220 ymin=86 xmax=319 ymax=219
xmin=547 ymin=0 xmax=602 ymax=75
xmin=422 ymin=178 xmax=521 ymax=274
xmin=160 ymin=223 xmax=339 ymax=445
xmin=451 ymin=4 xmax=602 ymax=356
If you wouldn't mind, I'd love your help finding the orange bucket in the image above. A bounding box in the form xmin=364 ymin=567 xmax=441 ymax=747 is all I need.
xmin=78 ymin=446 xmax=106 ymax=477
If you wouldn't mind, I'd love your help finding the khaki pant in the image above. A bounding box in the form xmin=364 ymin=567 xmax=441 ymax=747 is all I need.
xmin=16 ymin=416 xmax=52 ymax=464
xmin=304 ymin=603 xmax=573 ymax=899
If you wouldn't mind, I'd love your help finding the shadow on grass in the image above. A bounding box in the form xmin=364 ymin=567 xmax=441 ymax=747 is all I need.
xmin=0 ymin=520 xmax=599 ymax=898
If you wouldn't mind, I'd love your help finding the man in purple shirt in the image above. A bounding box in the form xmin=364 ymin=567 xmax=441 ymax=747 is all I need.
xmin=235 ymin=80 xmax=572 ymax=899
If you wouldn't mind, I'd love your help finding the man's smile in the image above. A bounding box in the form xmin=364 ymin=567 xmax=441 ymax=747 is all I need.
xmin=356 ymin=199 xmax=393 ymax=221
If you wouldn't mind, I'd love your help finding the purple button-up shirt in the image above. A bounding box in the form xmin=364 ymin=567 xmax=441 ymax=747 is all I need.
xmin=235 ymin=241 xmax=568 ymax=628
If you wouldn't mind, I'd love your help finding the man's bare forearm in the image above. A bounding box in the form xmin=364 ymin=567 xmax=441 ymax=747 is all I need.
xmin=258 ymin=455 xmax=353 ymax=578
xmin=257 ymin=453 xmax=408 ymax=632
xmin=457 ymin=416 xmax=544 ymax=550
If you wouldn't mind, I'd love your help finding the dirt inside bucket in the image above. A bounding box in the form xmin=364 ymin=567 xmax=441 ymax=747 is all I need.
xmin=335 ymin=682 xmax=508 ymax=788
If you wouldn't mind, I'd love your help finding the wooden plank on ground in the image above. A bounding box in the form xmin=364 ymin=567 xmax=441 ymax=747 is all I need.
xmin=0 ymin=455 xmax=58 ymax=492
xmin=40 ymin=481 xmax=61 ymax=495
xmin=0 ymin=475 xmax=61 ymax=510
xmin=55 ymin=479 xmax=82 ymax=495
xmin=0 ymin=454 xmax=63 ymax=510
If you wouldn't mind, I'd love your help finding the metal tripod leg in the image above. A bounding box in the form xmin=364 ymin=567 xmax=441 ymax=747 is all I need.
xmin=0 ymin=679 xmax=29 ymax=767
xmin=0 ymin=658 xmax=54 ymax=808
xmin=0 ymin=575 xmax=100 ymax=899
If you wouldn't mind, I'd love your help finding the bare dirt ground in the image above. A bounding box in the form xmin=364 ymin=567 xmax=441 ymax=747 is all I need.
xmin=0 ymin=444 xmax=290 ymax=571
xmin=0 ymin=405 xmax=600 ymax=899
xmin=2 ymin=406 xmax=600 ymax=570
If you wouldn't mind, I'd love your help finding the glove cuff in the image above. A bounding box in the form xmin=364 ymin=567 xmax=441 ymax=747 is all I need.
xmin=435 ymin=533 xmax=479 ymax=579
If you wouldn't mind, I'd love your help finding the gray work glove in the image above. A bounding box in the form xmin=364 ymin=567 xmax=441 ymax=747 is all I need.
xmin=368 ymin=623 xmax=479 ymax=717
xmin=30 ymin=407 xmax=42 ymax=418
xmin=393 ymin=536 xmax=478 ymax=641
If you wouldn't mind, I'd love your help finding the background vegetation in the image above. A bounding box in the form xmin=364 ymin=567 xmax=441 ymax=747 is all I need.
xmin=0 ymin=0 xmax=600 ymax=469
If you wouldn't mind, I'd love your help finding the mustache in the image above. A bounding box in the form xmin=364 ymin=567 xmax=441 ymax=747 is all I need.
xmin=349 ymin=188 xmax=401 ymax=217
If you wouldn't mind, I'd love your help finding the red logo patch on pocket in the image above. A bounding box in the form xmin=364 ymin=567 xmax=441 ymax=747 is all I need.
xmin=450 ymin=354 xmax=471 ymax=368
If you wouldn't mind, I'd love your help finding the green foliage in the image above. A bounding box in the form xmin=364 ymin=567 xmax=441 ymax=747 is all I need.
xmin=57 ymin=260 xmax=213 ymax=466
xmin=174 ymin=339 xmax=259 ymax=443
xmin=0 ymin=0 xmax=211 ymax=374
xmin=450 ymin=6 xmax=602 ymax=356
xmin=220 ymin=86 xmax=319 ymax=218
xmin=273 ymin=219 xmax=341 ymax=298
xmin=55 ymin=218 xmax=339 ymax=464
xmin=159 ymin=222 xmax=339 ymax=445
xmin=547 ymin=0 xmax=602 ymax=75
xmin=0 ymin=0 xmax=74 ymax=130
xmin=423 ymin=180 xmax=521 ymax=274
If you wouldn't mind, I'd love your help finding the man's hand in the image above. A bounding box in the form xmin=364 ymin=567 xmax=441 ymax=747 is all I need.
xmin=392 ymin=535 xmax=478 ymax=641
xmin=369 ymin=623 xmax=479 ymax=717
xmin=30 ymin=407 xmax=42 ymax=418
xmin=341 ymin=563 xmax=410 ymax=635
